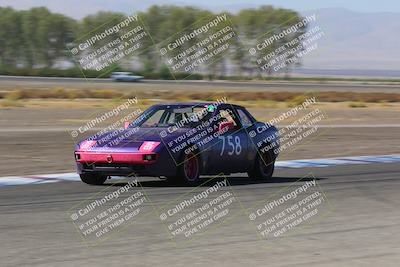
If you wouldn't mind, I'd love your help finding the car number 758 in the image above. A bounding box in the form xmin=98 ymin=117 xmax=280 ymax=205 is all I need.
xmin=219 ymin=135 xmax=242 ymax=156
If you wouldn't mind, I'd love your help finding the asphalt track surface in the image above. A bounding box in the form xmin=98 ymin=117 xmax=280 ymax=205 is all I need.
xmin=1 ymin=162 xmax=400 ymax=266
xmin=1 ymin=75 xmax=400 ymax=92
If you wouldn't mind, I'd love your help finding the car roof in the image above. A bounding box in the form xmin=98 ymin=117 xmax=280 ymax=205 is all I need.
xmin=153 ymin=102 xmax=245 ymax=109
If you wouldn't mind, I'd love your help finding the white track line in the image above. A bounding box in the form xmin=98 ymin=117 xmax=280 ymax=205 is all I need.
xmin=0 ymin=154 xmax=399 ymax=187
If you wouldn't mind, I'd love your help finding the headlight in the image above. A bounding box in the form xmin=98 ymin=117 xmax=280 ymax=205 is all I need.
xmin=79 ymin=140 xmax=97 ymax=151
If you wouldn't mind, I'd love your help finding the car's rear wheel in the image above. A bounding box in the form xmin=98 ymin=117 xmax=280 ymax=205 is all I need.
xmin=80 ymin=173 xmax=107 ymax=185
xmin=248 ymin=152 xmax=275 ymax=180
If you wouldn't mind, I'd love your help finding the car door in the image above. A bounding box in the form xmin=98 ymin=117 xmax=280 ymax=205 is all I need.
xmin=235 ymin=107 xmax=259 ymax=168
xmin=206 ymin=105 xmax=249 ymax=174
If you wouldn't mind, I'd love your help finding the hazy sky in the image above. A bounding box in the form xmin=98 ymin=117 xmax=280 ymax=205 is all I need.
xmin=1 ymin=0 xmax=399 ymax=18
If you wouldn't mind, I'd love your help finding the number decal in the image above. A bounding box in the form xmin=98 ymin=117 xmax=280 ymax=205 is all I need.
xmin=219 ymin=136 xmax=225 ymax=156
xmin=219 ymin=135 xmax=241 ymax=156
xmin=227 ymin=135 xmax=234 ymax=155
xmin=235 ymin=136 xmax=242 ymax=155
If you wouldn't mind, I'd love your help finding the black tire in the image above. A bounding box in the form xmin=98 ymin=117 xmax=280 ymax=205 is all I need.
xmin=80 ymin=173 xmax=107 ymax=185
xmin=248 ymin=152 xmax=275 ymax=180
xmin=175 ymin=152 xmax=201 ymax=186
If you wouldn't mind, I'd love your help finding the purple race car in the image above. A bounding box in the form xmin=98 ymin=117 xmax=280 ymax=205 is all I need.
xmin=74 ymin=102 xmax=279 ymax=185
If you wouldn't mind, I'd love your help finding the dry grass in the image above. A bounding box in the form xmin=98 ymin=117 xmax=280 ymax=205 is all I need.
xmin=348 ymin=102 xmax=367 ymax=108
xmin=4 ymin=90 xmax=24 ymax=101
xmin=0 ymin=88 xmax=123 ymax=99
xmin=286 ymin=95 xmax=309 ymax=107
xmin=0 ymin=99 xmax=23 ymax=108
xmin=1 ymin=88 xmax=400 ymax=107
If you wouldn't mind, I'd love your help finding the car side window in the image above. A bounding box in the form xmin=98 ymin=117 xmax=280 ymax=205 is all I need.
xmin=216 ymin=107 xmax=241 ymax=129
xmin=237 ymin=108 xmax=253 ymax=127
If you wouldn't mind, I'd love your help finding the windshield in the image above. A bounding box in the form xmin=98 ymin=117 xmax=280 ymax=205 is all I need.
xmin=131 ymin=105 xmax=212 ymax=128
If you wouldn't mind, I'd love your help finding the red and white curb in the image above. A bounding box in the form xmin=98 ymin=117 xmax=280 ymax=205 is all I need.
xmin=0 ymin=154 xmax=399 ymax=187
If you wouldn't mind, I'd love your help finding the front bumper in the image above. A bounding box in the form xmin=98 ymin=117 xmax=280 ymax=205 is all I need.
xmin=75 ymin=151 xmax=157 ymax=165
xmin=74 ymin=151 xmax=176 ymax=177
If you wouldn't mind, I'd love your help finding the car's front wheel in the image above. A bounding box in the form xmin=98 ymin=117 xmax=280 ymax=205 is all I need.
xmin=173 ymin=152 xmax=201 ymax=185
xmin=248 ymin=152 xmax=275 ymax=180
xmin=80 ymin=173 xmax=107 ymax=185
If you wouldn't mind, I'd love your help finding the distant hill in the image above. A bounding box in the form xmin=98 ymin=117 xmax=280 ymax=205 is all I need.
xmin=300 ymin=8 xmax=400 ymax=74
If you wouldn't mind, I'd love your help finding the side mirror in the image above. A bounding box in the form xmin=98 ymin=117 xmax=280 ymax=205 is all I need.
xmin=124 ymin=121 xmax=130 ymax=129
xmin=218 ymin=121 xmax=235 ymax=134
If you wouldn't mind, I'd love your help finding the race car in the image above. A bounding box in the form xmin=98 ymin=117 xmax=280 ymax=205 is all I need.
xmin=74 ymin=102 xmax=280 ymax=185
xmin=110 ymin=72 xmax=144 ymax=82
